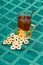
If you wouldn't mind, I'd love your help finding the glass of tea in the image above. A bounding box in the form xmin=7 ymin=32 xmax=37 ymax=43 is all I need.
xmin=17 ymin=12 xmax=36 ymax=39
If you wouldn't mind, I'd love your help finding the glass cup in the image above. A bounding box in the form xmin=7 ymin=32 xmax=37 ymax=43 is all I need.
xmin=17 ymin=12 xmax=36 ymax=39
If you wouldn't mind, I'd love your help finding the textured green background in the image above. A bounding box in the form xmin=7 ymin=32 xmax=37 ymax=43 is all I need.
xmin=0 ymin=0 xmax=43 ymax=65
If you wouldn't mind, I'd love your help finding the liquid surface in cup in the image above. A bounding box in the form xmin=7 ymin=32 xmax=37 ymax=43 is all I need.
xmin=18 ymin=16 xmax=31 ymax=31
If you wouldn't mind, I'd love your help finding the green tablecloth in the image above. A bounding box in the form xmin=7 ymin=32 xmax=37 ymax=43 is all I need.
xmin=0 ymin=0 xmax=43 ymax=65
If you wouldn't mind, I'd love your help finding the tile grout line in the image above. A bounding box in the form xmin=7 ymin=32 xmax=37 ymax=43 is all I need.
xmin=30 ymin=52 xmax=43 ymax=65
xmin=20 ymin=34 xmax=42 ymax=55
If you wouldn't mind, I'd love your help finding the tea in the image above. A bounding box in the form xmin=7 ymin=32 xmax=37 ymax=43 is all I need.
xmin=18 ymin=16 xmax=31 ymax=31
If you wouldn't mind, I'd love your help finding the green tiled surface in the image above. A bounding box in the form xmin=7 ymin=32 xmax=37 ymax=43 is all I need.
xmin=0 ymin=0 xmax=43 ymax=65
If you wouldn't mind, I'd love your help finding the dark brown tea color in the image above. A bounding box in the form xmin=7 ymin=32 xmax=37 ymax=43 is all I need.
xmin=18 ymin=16 xmax=31 ymax=31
